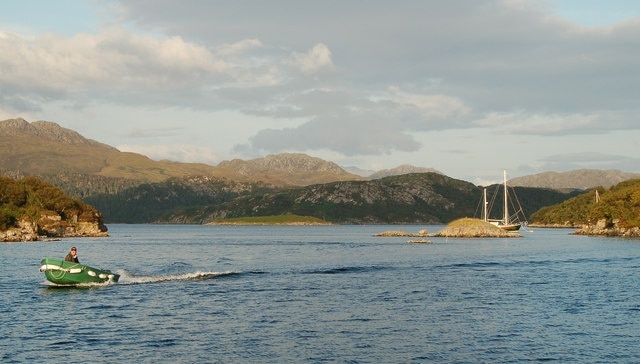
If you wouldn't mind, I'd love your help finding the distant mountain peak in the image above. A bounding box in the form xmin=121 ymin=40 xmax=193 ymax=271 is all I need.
xmin=1 ymin=118 xmax=33 ymax=132
xmin=219 ymin=153 xmax=342 ymax=173
xmin=509 ymin=169 xmax=640 ymax=190
xmin=0 ymin=118 xmax=115 ymax=148
xmin=216 ymin=153 xmax=362 ymax=185
xmin=369 ymin=164 xmax=442 ymax=179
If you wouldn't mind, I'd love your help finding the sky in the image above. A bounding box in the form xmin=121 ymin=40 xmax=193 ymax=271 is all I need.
xmin=1 ymin=0 xmax=639 ymax=185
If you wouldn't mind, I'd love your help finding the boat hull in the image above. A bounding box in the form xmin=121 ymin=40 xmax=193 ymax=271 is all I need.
xmin=488 ymin=221 xmax=521 ymax=231
xmin=40 ymin=258 xmax=119 ymax=285
xmin=499 ymin=223 xmax=521 ymax=231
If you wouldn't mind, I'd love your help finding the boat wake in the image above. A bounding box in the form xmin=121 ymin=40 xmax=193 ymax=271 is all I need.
xmin=115 ymin=270 xmax=238 ymax=285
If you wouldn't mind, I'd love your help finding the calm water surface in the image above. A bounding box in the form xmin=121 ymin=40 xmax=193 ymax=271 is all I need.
xmin=1 ymin=225 xmax=640 ymax=363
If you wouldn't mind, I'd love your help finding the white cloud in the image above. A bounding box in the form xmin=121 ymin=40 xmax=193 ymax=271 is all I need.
xmin=386 ymin=87 xmax=470 ymax=123
xmin=215 ymin=38 xmax=263 ymax=56
xmin=285 ymin=43 xmax=334 ymax=73
xmin=0 ymin=28 xmax=229 ymax=96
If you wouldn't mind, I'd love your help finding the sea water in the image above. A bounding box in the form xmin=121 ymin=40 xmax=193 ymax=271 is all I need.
xmin=1 ymin=224 xmax=640 ymax=363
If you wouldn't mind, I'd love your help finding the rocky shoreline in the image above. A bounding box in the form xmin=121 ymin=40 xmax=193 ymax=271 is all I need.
xmin=373 ymin=229 xmax=430 ymax=237
xmin=573 ymin=218 xmax=640 ymax=238
xmin=530 ymin=219 xmax=640 ymax=238
xmin=0 ymin=213 xmax=108 ymax=242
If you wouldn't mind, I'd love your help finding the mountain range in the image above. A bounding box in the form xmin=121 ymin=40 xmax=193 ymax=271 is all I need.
xmin=3 ymin=118 xmax=640 ymax=225
xmin=0 ymin=118 xmax=360 ymax=186
xmin=509 ymin=170 xmax=640 ymax=190
xmin=2 ymin=118 xmax=638 ymax=190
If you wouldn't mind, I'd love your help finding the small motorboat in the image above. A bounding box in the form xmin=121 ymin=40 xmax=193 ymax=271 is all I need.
xmin=40 ymin=258 xmax=119 ymax=285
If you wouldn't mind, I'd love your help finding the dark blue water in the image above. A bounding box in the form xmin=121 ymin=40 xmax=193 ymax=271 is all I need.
xmin=2 ymin=225 xmax=640 ymax=363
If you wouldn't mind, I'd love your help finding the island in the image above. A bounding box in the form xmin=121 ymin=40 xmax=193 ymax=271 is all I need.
xmin=433 ymin=218 xmax=521 ymax=238
xmin=374 ymin=218 xmax=522 ymax=239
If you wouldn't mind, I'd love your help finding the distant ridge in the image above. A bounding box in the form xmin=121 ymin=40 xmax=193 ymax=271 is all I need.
xmin=215 ymin=153 xmax=362 ymax=186
xmin=509 ymin=169 xmax=640 ymax=190
xmin=0 ymin=118 xmax=360 ymax=187
xmin=156 ymin=172 xmax=574 ymax=225
xmin=0 ymin=118 xmax=215 ymax=182
xmin=343 ymin=165 xmax=376 ymax=177
xmin=1 ymin=119 xmax=116 ymax=148
xmin=3 ymin=118 xmax=639 ymax=192
xmin=368 ymin=164 xmax=442 ymax=179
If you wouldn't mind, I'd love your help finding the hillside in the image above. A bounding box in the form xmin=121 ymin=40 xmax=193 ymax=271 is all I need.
xmin=0 ymin=118 xmax=361 ymax=187
xmin=0 ymin=118 xmax=625 ymax=226
xmin=0 ymin=118 xmax=216 ymax=182
xmin=509 ymin=169 xmax=640 ymax=190
xmin=85 ymin=176 xmax=273 ymax=223
xmin=156 ymin=173 xmax=575 ymax=225
xmin=0 ymin=176 xmax=107 ymax=241
xmin=4 ymin=118 xmax=639 ymax=193
xmin=1 ymin=118 xmax=117 ymax=175
xmin=214 ymin=153 xmax=363 ymax=186
xmin=530 ymin=179 xmax=640 ymax=236
xmin=368 ymin=164 xmax=442 ymax=179
xmin=161 ymin=172 xmax=477 ymax=224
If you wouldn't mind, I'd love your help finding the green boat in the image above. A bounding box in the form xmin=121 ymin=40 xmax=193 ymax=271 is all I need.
xmin=40 ymin=258 xmax=120 ymax=285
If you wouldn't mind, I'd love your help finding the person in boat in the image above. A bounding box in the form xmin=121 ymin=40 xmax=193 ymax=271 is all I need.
xmin=64 ymin=247 xmax=79 ymax=263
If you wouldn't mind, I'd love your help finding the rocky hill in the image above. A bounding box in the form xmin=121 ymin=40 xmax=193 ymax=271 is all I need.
xmin=0 ymin=176 xmax=107 ymax=241
xmin=531 ymin=179 xmax=640 ymax=237
xmin=0 ymin=118 xmax=361 ymax=187
xmin=2 ymin=118 xmax=636 ymax=227
xmin=0 ymin=118 xmax=216 ymax=182
xmin=5 ymin=118 xmax=638 ymax=193
xmin=157 ymin=173 xmax=575 ymax=225
xmin=215 ymin=153 xmax=363 ymax=186
xmin=509 ymin=169 xmax=640 ymax=190
xmin=368 ymin=164 xmax=442 ymax=179
xmin=85 ymin=175 xmax=273 ymax=223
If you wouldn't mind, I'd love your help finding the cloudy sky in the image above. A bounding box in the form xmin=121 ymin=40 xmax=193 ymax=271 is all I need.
xmin=1 ymin=0 xmax=639 ymax=184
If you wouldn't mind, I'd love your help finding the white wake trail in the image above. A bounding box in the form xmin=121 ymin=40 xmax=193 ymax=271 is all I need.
xmin=116 ymin=270 xmax=237 ymax=285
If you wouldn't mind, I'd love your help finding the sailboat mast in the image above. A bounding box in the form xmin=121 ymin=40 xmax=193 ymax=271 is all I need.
xmin=483 ymin=188 xmax=488 ymax=222
xmin=503 ymin=170 xmax=509 ymax=224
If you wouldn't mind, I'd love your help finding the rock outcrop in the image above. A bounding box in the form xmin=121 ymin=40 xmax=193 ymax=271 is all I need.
xmin=374 ymin=229 xmax=430 ymax=237
xmin=574 ymin=218 xmax=640 ymax=238
xmin=0 ymin=211 xmax=108 ymax=242
xmin=215 ymin=153 xmax=363 ymax=186
xmin=0 ymin=175 xmax=109 ymax=242
xmin=368 ymin=165 xmax=442 ymax=180
xmin=0 ymin=218 xmax=39 ymax=242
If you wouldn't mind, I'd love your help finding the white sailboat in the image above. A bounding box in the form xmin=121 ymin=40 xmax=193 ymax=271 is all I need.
xmin=481 ymin=170 xmax=524 ymax=231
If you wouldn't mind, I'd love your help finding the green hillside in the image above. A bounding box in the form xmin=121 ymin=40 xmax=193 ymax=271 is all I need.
xmin=531 ymin=179 xmax=640 ymax=228
xmin=0 ymin=176 xmax=103 ymax=230
xmin=85 ymin=176 xmax=273 ymax=223
xmin=156 ymin=173 xmax=576 ymax=225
